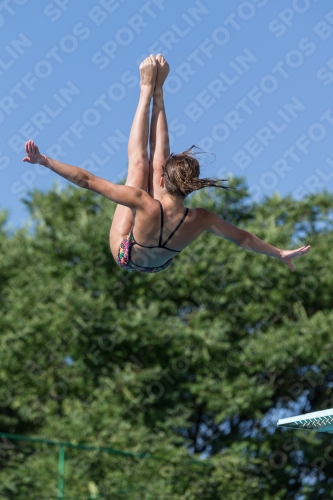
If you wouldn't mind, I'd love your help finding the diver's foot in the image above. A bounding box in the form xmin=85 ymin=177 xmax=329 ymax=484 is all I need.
xmin=140 ymin=55 xmax=157 ymax=94
xmin=155 ymin=54 xmax=170 ymax=91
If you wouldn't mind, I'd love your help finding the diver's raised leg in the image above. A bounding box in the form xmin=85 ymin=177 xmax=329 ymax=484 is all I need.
xmin=110 ymin=55 xmax=157 ymax=259
xmin=148 ymin=54 xmax=170 ymax=199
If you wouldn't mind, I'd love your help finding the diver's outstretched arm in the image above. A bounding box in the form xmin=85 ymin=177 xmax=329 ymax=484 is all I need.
xmin=201 ymin=208 xmax=311 ymax=272
xmin=23 ymin=140 xmax=144 ymax=209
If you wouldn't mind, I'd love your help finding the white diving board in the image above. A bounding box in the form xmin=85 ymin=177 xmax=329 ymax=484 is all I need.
xmin=277 ymin=408 xmax=333 ymax=433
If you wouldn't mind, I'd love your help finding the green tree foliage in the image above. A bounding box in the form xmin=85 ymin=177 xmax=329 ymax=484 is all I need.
xmin=1 ymin=179 xmax=333 ymax=499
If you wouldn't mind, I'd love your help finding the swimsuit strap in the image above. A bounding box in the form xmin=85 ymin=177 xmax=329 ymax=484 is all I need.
xmin=130 ymin=229 xmax=157 ymax=249
xmin=133 ymin=200 xmax=164 ymax=248
xmin=162 ymin=208 xmax=188 ymax=248
xmin=131 ymin=200 xmax=188 ymax=252
xmin=155 ymin=199 xmax=188 ymax=249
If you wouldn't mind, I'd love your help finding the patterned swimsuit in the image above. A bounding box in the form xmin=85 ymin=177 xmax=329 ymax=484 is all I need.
xmin=116 ymin=200 xmax=189 ymax=273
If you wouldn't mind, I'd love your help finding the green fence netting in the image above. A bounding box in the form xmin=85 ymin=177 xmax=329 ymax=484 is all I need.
xmin=0 ymin=432 xmax=210 ymax=500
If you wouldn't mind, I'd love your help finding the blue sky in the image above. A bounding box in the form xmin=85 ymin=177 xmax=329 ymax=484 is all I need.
xmin=1 ymin=0 xmax=333 ymax=229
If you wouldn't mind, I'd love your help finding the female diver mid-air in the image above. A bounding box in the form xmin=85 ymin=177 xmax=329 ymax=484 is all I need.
xmin=23 ymin=54 xmax=310 ymax=273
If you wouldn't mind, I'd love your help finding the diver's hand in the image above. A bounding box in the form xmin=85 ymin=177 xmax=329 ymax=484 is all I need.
xmin=22 ymin=140 xmax=47 ymax=165
xmin=279 ymin=246 xmax=311 ymax=272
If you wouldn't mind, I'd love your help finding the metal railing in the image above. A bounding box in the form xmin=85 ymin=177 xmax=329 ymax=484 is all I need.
xmin=0 ymin=432 xmax=210 ymax=499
